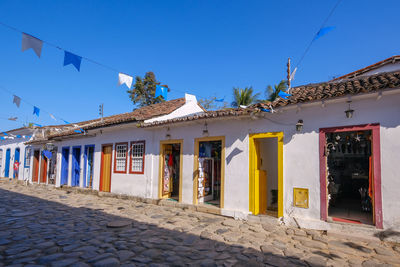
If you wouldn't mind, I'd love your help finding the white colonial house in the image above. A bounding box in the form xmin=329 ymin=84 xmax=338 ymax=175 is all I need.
xmin=22 ymin=58 xmax=400 ymax=233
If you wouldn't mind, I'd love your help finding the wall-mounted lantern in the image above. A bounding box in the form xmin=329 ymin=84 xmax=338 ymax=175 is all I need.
xmin=165 ymin=127 xmax=171 ymax=139
xmin=296 ymin=119 xmax=304 ymax=132
xmin=345 ymin=101 xmax=354 ymax=119
xmin=202 ymin=122 xmax=209 ymax=136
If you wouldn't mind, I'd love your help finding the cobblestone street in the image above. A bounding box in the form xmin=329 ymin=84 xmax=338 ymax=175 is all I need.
xmin=0 ymin=180 xmax=399 ymax=267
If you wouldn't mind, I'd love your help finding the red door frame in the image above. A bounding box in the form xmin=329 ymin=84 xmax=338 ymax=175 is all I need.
xmin=319 ymin=123 xmax=383 ymax=229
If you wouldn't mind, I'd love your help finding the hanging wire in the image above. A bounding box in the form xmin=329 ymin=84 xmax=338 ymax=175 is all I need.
xmin=293 ymin=0 xmax=343 ymax=71
xmin=0 ymin=21 xmax=221 ymax=101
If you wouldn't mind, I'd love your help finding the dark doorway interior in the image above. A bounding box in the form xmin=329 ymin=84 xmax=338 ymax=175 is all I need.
xmin=326 ymin=130 xmax=373 ymax=225
xmin=162 ymin=143 xmax=181 ymax=201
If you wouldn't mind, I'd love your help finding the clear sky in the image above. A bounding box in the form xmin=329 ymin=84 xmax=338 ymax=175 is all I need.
xmin=0 ymin=0 xmax=399 ymax=131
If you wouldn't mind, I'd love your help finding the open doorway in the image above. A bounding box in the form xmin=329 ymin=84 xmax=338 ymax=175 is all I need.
xmin=194 ymin=137 xmax=224 ymax=208
xmin=159 ymin=140 xmax=182 ymax=202
xmin=84 ymin=145 xmax=95 ymax=188
xmin=326 ymin=130 xmax=373 ymax=225
xmin=249 ymin=132 xmax=283 ymax=217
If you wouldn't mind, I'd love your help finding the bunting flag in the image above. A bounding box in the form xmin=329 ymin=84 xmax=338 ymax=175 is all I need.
xmin=16 ymin=135 xmax=21 ymax=138
xmin=155 ymin=85 xmax=168 ymax=100
xmin=13 ymin=95 xmax=21 ymax=107
xmin=0 ymin=137 xmax=4 ymax=140
xmin=74 ymin=129 xmax=83 ymax=133
xmin=278 ymin=91 xmax=291 ymax=100
xmin=33 ymin=123 xmax=42 ymax=127
xmin=49 ymin=114 xmax=57 ymax=121
xmin=63 ymin=120 xmax=71 ymax=124
xmin=215 ymin=98 xmax=225 ymax=102
xmin=2 ymin=132 xmax=8 ymax=136
xmin=261 ymin=108 xmax=271 ymax=113
xmin=315 ymin=26 xmax=336 ymax=40
xmin=290 ymin=67 xmax=297 ymax=81
xmin=64 ymin=51 xmax=82 ymax=71
xmin=118 ymin=73 xmax=133 ymax=89
xmin=8 ymin=117 xmax=18 ymax=121
xmin=33 ymin=106 xmax=40 ymax=117
xmin=21 ymin=33 xmax=43 ymax=58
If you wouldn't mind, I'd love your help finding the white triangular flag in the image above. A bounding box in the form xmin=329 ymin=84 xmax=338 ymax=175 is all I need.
xmin=118 ymin=73 xmax=133 ymax=89
xmin=290 ymin=67 xmax=297 ymax=81
xmin=49 ymin=113 xmax=57 ymax=121
xmin=22 ymin=33 xmax=43 ymax=58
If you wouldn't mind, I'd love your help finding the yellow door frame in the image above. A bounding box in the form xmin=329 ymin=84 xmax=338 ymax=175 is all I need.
xmin=158 ymin=139 xmax=184 ymax=202
xmin=249 ymin=132 xmax=283 ymax=217
xmin=193 ymin=136 xmax=225 ymax=208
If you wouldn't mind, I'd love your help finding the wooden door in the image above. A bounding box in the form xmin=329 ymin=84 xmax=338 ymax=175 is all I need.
xmin=32 ymin=150 xmax=40 ymax=182
xmin=100 ymin=145 xmax=112 ymax=192
xmin=40 ymin=155 xmax=48 ymax=183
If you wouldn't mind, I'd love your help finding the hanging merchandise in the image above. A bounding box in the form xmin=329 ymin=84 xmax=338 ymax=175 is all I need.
xmin=163 ymin=154 xmax=171 ymax=195
xmin=64 ymin=51 xmax=82 ymax=71
xmin=12 ymin=95 xmax=21 ymax=107
xmin=118 ymin=73 xmax=133 ymax=89
xmin=21 ymin=33 xmax=43 ymax=58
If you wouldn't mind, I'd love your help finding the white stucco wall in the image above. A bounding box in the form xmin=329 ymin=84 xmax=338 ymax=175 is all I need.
xmin=35 ymin=89 xmax=400 ymax=230
xmin=0 ymin=131 xmax=33 ymax=180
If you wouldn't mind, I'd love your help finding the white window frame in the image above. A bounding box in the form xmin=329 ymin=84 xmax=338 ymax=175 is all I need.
xmin=130 ymin=141 xmax=145 ymax=174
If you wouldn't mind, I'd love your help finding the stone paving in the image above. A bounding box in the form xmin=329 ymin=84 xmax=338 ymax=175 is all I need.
xmin=0 ymin=180 xmax=399 ymax=267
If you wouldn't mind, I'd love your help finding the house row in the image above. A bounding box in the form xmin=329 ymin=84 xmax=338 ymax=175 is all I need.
xmin=1 ymin=58 xmax=400 ymax=232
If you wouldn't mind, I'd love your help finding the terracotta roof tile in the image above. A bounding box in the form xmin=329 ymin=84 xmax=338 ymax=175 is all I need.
xmin=48 ymin=98 xmax=186 ymax=138
xmin=269 ymin=71 xmax=400 ymax=109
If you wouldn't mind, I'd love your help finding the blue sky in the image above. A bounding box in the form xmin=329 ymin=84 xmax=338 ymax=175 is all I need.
xmin=0 ymin=0 xmax=399 ymax=131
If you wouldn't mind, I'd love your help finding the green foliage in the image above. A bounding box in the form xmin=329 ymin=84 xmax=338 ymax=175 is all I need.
xmin=127 ymin=72 xmax=167 ymax=108
xmin=266 ymin=80 xmax=288 ymax=102
xmin=198 ymin=96 xmax=230 ymax=110
xmin=231 ymin=87 xmax=260 ymax=107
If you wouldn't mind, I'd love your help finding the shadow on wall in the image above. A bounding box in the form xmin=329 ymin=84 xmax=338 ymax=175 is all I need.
xmin=0 ymin=188 xmax=308 ymax=266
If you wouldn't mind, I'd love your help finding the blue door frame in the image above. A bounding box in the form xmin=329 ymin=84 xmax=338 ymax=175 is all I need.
xmin=14 ymin=148 xmax=20 ymax=178
xmin=61 ymin=147 xmax=69 ymax=185
xmin=71 ymin=146 xmax=81 ymax=187
xmin=5 ymin=149 xmax=11 ymax=178
xmin=83 ymin=145 xmax=95 ymax=188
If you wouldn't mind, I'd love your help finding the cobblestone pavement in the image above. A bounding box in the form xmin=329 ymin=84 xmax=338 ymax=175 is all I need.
xmin=0 ymin=180 xmax=399 ymax=267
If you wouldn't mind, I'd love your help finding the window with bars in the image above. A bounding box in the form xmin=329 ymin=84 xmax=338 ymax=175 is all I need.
xmin=114 ymin=143 xmax=128 ymax=173
xmin=130 ymin=141 xmax=145 ymax=174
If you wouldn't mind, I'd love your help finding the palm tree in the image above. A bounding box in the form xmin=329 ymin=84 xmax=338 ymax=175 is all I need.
xmin=266 ymin=80 xmax=288 ymax=102
xmin=231 ymin=87 xmax=260 ymax=107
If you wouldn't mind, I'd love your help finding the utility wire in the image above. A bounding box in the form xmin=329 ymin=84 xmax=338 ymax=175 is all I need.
xmin=294 ymin=0 xmax=343 ymax=71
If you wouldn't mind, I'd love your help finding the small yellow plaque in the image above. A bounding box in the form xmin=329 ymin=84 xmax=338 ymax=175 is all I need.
xmin=293 ymin=188 xmax=309 ymax=208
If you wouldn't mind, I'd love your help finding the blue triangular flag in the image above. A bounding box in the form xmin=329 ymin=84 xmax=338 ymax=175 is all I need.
xmin=64 ymin=51 xmax=82 ymax=71
xmin=0 ymin=137 xmax=4 ymax=140
xmin=155 ymin=85 xmax=168 ymax=100
xmin=2 ymin=132 xmax=8 ymax=136
xmin=16 ymin=135 xmax=21 ymax=138
xmin=215 ymin=98 xmax=225 ymax=102
xmin=278 ymin=91 xmax=291 ymax=100
xmin=33 ymin=123 xmax=42 ymax=127
xmin=261 ymin=108 xmax=271 ymax=113
xmin=33 ymin=106 xmax=40 ymax=117
xmin=315 ymin=26 xmax=336 ymax=40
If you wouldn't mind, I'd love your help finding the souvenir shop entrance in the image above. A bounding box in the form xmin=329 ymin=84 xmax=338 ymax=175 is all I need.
xmin=193 ymin=137 xmax=225 ymax=208
xmin=159 ymin=140 xmax=183 ymax=202
xmin=320 ymin=124 xmax=383 ymax=228
xmin=249 ymin=132 xmax=283 ymax=217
